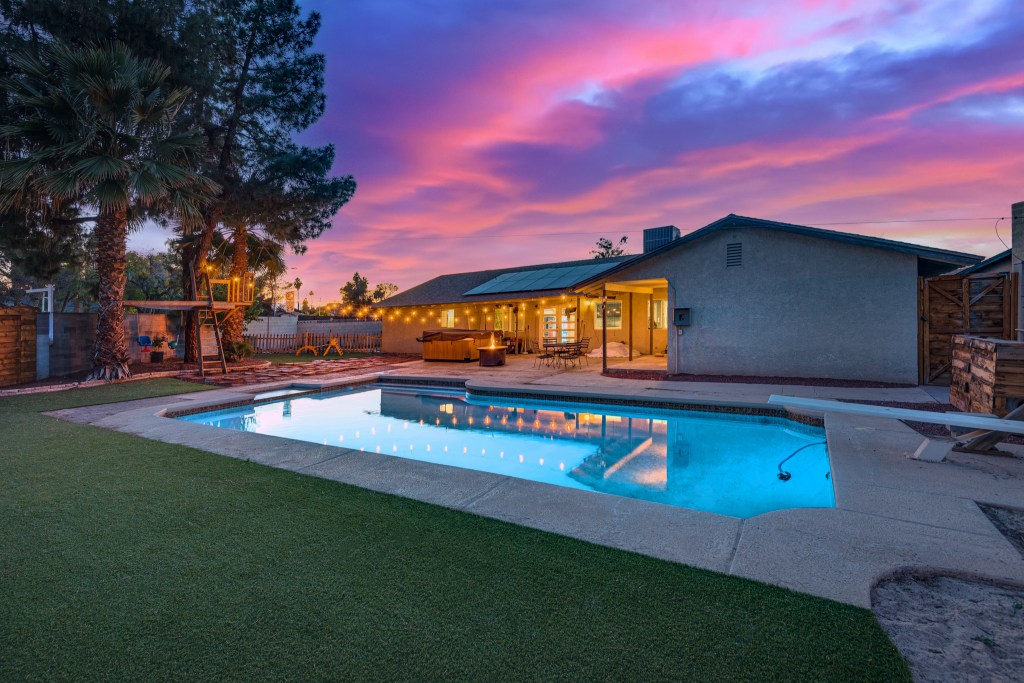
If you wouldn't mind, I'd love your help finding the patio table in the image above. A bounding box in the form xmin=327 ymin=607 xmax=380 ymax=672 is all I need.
xmin=542 ymin=341 xmax=585 ymax=368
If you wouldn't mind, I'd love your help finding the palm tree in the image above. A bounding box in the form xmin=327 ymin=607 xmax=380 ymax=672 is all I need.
xmin=0 ymin=42 xmax=217 ymax=379
xmin=292 ymin=277 xmax=302 ymax=311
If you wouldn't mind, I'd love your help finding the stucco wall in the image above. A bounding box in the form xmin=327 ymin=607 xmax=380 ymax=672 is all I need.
xmin=381 ymin=302 xmax=516 ymax=354
xmin=381 ymin=291 xmax=668 ymax=357
xmin=614 ymin=228 xmax=920 ymax=383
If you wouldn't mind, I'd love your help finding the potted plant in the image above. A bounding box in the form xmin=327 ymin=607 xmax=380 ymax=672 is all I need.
xmin=150 ymin=334 xmax=168 ymax=363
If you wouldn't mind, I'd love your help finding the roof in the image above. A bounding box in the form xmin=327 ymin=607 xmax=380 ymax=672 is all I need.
xmin=376 ymin=255 xmax=633 ymax=308
xmin=463 ymin=261 xmax=622 ymax=296
xmin=381 ymin=214 xmax=983 ymax=308
xmin=955 ymin=248 xmax=1011 ymax=275
xmin=574 ymin=214 xmax=981 ymax=287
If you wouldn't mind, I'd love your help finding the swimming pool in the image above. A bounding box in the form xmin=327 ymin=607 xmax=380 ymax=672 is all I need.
xmin=178 ymin=384 xmax=834 ymax=518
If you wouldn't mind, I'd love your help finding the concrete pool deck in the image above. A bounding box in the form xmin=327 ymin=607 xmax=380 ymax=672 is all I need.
xmin=47 ymin=361 xmax=1024 ymax=608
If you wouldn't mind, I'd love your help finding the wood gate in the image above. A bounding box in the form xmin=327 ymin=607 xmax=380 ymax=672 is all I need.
xmin=919 ymin=272 xmax=1018 ymax=385
xmin=0 ymin=306 xmax=37 ymax=387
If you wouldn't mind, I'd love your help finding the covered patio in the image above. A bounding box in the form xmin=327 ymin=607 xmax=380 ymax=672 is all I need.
xmin=574 ymin=276 xmax=670 ymax=373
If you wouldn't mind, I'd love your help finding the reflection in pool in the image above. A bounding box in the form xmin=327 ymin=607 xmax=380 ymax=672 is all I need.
xmin=179 ymin=385 xmax=834 ymax=518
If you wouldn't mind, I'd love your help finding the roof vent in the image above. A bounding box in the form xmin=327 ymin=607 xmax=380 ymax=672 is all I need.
xmin=643 ymin=225 xmax=680 ymax=253
xmin=726 ymin=242 xmax=742 ymax=267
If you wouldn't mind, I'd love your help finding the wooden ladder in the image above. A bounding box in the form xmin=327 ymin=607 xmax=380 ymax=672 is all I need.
xmin=196 ymin=270 xmax=229 ymax=378
xmin=196 ymin=308 xmax=228 ymax=377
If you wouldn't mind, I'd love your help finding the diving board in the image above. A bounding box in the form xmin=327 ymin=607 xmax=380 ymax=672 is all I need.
xmin=768 ymin=395 xmax=1024 ymax=462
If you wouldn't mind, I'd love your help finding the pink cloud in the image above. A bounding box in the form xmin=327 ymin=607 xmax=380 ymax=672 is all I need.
xmin=276 ymin=0 xmax=1024 ymax=297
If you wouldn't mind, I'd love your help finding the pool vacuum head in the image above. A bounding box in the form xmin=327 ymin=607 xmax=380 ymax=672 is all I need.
xmin=777 ymin=471 xmax=792 ymax=481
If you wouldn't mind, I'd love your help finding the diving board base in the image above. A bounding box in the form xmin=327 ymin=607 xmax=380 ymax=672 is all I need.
xmin=911 ymin=438 xmax=953 ymax=462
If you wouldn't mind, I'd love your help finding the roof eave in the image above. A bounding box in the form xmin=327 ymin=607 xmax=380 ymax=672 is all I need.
xmin=572 ymin=214 xmax=981 ymax=287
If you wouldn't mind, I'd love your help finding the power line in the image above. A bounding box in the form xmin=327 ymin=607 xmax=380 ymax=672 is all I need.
xmin=373 ymin=216 xmax=1005 ymax=241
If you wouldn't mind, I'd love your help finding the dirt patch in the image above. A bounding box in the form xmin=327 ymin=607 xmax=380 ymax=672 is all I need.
xmin=873 ymin=572 xmax=1024 ymax=682
xmin=601 ymin=370 xmax=912 ymax=388
xmin=978 ymin=504 xmax=1024 ymax=558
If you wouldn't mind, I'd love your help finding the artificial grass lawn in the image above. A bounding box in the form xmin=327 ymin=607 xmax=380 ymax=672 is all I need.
xmin=0 ymin=380 xmax=910 ymax=681
xmin=256 ymin=352 xmax=371 ymax=364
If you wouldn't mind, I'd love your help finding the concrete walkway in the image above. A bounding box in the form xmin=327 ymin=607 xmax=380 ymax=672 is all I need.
xmin=47 ymin=363 xmax=1023 ymax=608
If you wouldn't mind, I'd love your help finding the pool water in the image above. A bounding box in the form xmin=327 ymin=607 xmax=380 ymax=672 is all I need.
xmin=179 ymin=385 xmax=834 ymax=518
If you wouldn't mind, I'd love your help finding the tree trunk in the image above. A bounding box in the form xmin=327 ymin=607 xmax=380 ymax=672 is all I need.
xmin=88 ymin=208 xmax=131 ymax=380
xmin=221 ymin=226 xmax=248 ymax=352
xmin=181 ymin=210 xmax=220 ymax=362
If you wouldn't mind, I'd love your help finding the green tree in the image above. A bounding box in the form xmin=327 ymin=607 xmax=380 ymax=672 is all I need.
xmin=341 ymin=273 xmax=398 ymax=312
xmin=340 ymin=272 xmax=370 ymax=307
xmin=219 ymin=144 xmax=356 ymax=342
xmin=0 ymin=1 xmax=356 ymax=361
xmin=0 ymin=42 xmax=216 ymax=379
xmin=591 ymin=236 xmax=628 ymax=259
xmin=176 ymin=0 xmax=354 ymax=360
xmin=0 ymin=1 xmax=221 ymax=283
xmin=125 ymin=249 xmax=183 ymax=302
xmin=372 ymin=282 xmax=399 ymax=302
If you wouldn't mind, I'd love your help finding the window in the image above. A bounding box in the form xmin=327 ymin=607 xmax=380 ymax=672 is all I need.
xmin=726 ymin=242 xmax=742 ymax=267
xmin=440 ymin=308 xmax=455 ymax=328
xmin=596 ymin=301 xmax=623 ymax=329
xmin=650 ymin=300 xmax=667 ymax=329
xmin=494 ymin=307 xmax=508 ymax=332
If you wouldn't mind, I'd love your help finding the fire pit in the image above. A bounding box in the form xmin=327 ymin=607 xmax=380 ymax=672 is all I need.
xmin=477 ymin=335 xmax=507 ymax=367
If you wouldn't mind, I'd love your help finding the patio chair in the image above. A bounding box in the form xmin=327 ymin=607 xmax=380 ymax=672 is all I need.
xmin=576 ymin=337 xmax=591 ymax=366
xmin=556 ymin=342 xmax=579 ymax=369
xmin=535 ymin=341 xmax=558 ymax=368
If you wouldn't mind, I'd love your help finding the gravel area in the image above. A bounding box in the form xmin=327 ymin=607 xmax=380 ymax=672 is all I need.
xmin=873 ymin=573 xmax=1024 ymax=682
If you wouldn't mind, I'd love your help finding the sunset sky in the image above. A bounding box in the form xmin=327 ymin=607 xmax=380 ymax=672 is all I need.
xmin=136 ymin=0 xmax=1024 ymax=300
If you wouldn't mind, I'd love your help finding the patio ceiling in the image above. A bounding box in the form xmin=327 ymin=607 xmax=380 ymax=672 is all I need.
xmin=575 ymin=277 xmax=668 ymax=296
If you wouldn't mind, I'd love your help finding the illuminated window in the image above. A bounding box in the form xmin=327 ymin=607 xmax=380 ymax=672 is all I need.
xmin=494 ymin=307 xmax=508 ymax=331
xmin=440 ymin=308 xmax=455 ymax=328
xmin=596 ymin=301 xmax=622 ymax=330
xmin=650 ymin=300 xmax=667 ymax=329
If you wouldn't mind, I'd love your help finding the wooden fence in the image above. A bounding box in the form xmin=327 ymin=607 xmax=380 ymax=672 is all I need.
xmin=919 ymin=271 xmax=1018 ymax=385
xmin=0 ymin=306 xmax=37 ymax=387
xmin=244 ymin=331 xmax=382 ymax=354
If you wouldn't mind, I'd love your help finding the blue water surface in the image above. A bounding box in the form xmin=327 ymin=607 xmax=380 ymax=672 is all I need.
xmin=179 ymin=385 xmax=834 ymax=518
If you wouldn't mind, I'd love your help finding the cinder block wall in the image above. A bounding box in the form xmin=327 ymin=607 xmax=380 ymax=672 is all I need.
xmin=40 ymin=312 xmax=178 ymax=378
xmin=122 ymin=313 xmax=178 ymax=362
xmin=244 ymin=315 xmax=298 ymax=336
xmin=43 ymin=313 xmax=94 ymax=378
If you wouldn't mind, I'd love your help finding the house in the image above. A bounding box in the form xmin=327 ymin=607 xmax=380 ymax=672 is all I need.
xmin=377 ymin=214 xmax=980 ymax=383
xmin=953 ymin=248 xmax=1010 ymax=277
